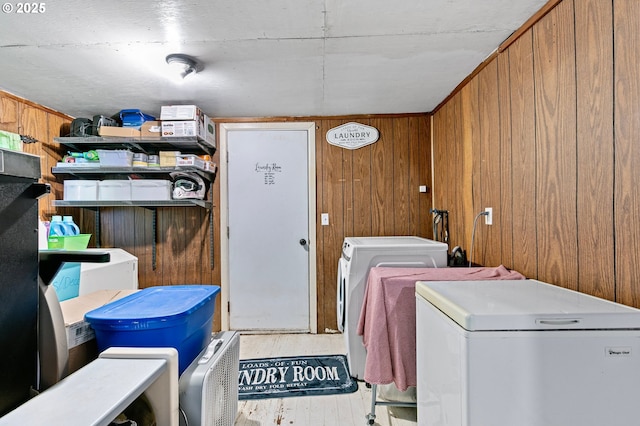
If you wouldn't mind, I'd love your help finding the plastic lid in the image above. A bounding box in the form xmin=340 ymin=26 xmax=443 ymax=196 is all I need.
xmin=85 ymin=285 xmax=220 ymax=330
xmin=416 ymin=280 xmax=640 ymax=331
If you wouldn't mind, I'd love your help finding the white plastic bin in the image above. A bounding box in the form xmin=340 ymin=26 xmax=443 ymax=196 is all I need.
xmin=98 ymin=180 xmax=131 ymax=200
xmin=97 ymin=150 xmax=133 ymax=167
xmin=64 ymin=180 xmax=99 ymax=201
xmin=131 ymin=180 xmax=172 ymax=201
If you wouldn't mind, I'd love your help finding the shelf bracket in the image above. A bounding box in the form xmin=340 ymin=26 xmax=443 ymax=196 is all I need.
xmin=209 ymin=208 xmax=214 ymax=270
xmin=94 ymin=208 xmax=101 ymax=248
xmin=152 ymin=208 xmax=157 ymax=271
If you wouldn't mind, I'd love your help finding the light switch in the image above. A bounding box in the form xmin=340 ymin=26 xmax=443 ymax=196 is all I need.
xmin=419 ymin=185 xmax=428 ymax=193
xmin=321 ymin=213 xmax=329 ymax=226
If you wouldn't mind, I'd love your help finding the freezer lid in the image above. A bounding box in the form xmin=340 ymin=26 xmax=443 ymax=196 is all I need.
xmin=416 ymin=279 xmax=640 ymax=331
xmin=345 ymin=236 xmax=448 ymax=249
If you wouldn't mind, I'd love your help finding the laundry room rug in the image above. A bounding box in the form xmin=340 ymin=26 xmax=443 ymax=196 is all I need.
xmin=238 ymin=354 xmax=358 ymax=400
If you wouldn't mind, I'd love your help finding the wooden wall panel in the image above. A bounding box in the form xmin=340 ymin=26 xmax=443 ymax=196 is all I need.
xmin=434 ymin=92 xmax=469 ymax=251
xmin=20 ymin=105 xmax=57 ymax=216
xmin=432 ymin=0 xmax=640 ymax=309
xmin=460 ymin=79 xmax=477 ymax=255
xmin=351 ymin=129 xmax=372 ymax=236
xmin=0 ymin=96 xmax=19 ymax=132
xmin=44 ymin=114 xmax=74 ymax=221
xmin=450 ymin=93 xmax=463 ymax=249
xmin=575 ymin=0 xmax=614 ymax=300
xmin=432 ymin=104 xmax=448 ymax=241
xmin=417 ymin=116 xmax=432 ymax=237
xmin=161 ymin=208 xmax=187 ymax=285
xmin=432 ymin=107 xmax=447 ymax=240
xmin=533 ymin=0 xmax=578 ymax=290
xmin=0 ymin=92 xmax=71 ymax=223
xmin=614 ymin=0 xmax=640 ymax=307
xmin=371 ymin=118 xmax=395 ymax=235
xmin=497 ymin=52 xmax=514 ymax=269
xmin=317 ymin=118 xmax=345 ymax=331
xmin=477 ymin=61 xmax=502 ymax=266
xmin=393 ymin=117 xmax=410 ymax=235
xmin=409 ymin=116 xmax=431 ymax=237
xmin=509 ymin=30 xmax=538 ymax=278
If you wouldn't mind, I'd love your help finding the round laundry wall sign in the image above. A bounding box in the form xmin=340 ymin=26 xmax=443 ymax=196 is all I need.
xmin=326 ymin=122 xmax=379 ymax=150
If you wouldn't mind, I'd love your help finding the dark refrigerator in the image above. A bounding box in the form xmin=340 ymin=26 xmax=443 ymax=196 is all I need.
xmin=0 ymin=148 xmax=47 ymax=416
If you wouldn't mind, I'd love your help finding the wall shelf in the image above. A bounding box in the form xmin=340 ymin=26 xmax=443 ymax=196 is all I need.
xmin=52 ymin=199 xmax=212 ymax=209
xmin=52 ymin=165 xmax=215 ymax=182
xmin=54 ymin=136 xmax=216 ymax=156
xmin=51 ymin=135 xmax=216 ymax=270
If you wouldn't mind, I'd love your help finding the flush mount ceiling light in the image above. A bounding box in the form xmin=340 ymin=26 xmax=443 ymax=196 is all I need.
xmin=165 ymin=53 xmax=201 ymax=79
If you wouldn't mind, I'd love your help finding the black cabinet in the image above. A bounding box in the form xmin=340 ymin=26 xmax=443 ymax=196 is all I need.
xmin=0 ymin=149 xmax=47 ymax=415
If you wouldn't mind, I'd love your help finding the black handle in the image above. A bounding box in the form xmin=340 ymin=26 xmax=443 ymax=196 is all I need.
xmin=299 ymin=239 xmax=307 ymax=246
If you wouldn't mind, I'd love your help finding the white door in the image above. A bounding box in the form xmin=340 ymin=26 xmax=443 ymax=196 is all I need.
xmin=220 ymin=122 xmax=316 ymax=332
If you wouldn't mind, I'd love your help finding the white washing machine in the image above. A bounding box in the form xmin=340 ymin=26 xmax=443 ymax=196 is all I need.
xmin=336 ymin=236 xmax=448 ymax=380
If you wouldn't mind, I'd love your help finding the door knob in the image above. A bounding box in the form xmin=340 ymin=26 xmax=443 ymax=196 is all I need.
xmin=299 ymin=239 xmax=307 ymax=246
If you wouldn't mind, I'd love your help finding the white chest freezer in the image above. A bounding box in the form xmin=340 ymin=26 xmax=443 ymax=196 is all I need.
xmin=79 ymin=248 xmax=138 ymax=295
xmin=415 ymin=279 xmax=640 ymax=426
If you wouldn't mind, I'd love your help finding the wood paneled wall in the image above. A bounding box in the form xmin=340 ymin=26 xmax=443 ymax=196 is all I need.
xmin=0 ymin=94 xmax=432 ymax=332
xmin=222 ymin=116 xmax=432 ymax=332
xmin=313 ymin=116 xmax=432 ymax=331
xmin=0 ymin=92 xmax=70 ymax=219
xmin=432 ymin=0 xmax=640 ymax=307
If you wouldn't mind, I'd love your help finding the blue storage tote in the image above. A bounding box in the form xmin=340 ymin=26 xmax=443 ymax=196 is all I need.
xmin=84 ymin=285 xmax=220 ymax=374
xmin=118 ymin=109 xmax=156 ymax=129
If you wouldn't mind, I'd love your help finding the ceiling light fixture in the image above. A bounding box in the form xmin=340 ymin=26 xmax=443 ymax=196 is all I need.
xmin=165 ymin=53 xmax=200 ymax=79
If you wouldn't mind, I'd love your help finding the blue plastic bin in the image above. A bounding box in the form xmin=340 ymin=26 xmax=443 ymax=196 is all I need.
xmin=84 ymin=285 xmax=220 ymax=373
xmin=118 ymin=109 xmax=156 ymax=129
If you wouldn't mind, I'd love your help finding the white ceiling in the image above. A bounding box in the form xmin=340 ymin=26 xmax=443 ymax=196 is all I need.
xmin=0 ymin=0 xmax=547 ymax=119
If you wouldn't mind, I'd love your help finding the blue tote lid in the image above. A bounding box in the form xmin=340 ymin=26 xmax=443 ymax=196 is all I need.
xmin=85 ymin=285 xmax=220 ymax=330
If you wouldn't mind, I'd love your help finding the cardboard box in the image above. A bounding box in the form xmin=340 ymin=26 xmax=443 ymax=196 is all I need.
xmin=159 ymin=151 xmax=180 ymax=167
xmin=98 ymin=126 xmax=141 ymax=138
xmin=161 ymin=115 xmax=215 ymax=145
xmin=140 ymin=120 xmax=162 ymax=139
xmin=60 ymin=289 xmax=138 ymax=373
xmin=160 ymin=105 xmax=203 ymax=121
xmin=175 ymin=154 xmax=207 ymax=170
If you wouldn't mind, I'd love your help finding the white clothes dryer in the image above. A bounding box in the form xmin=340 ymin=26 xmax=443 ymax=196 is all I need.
xmin=336 ymin=236 xmax=448 ymax=380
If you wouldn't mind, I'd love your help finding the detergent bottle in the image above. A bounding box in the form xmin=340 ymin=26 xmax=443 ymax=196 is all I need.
xmin=48 ymin=215 xmax=67 ymax=249
xmin=62 ymin=216 xmax=80 ymax=236
xmin=49 ymin=215 xmax=67 ymax=237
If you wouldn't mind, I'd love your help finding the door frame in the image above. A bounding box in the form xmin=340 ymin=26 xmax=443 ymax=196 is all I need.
xmin=219 ymin=122 xmax=317 ymax=333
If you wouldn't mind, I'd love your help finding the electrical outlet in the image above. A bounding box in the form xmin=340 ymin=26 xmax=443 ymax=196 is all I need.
xmin=321 ymin=213 xmax=329 ymax=226
xmin=484 ymin=207 xmax=493 ymax=225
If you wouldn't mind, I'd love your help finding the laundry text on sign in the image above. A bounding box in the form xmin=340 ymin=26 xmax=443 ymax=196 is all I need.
xmin=255 ymin=162 xmax=282 ymax=185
